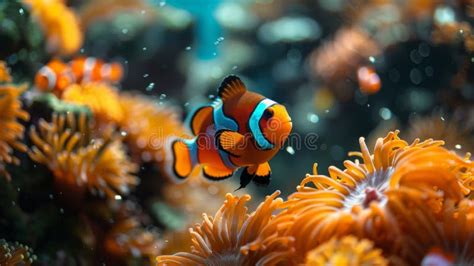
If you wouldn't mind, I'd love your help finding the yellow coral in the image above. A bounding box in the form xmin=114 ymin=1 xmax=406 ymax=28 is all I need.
xmin=156 ymin=191 xmax=294 ymax=266
xmin=22 ymin=0 xmax=82 ymax=55
xmin=28 ymin=112 xmax=138 ymax=199
xmin=305 ymin=236 xmax=388 ymax=266
xmin=62 ymin=82 xmax=124 ymax=126
xmin=0 ymin=84 xmax=30 ymax=180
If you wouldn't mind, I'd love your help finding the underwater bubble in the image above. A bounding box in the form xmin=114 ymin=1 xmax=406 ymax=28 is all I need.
xmin=143 ymin=47 xmax=147 ymax=51
xmin=12 ymin=201 xmax=15 ymax=206
xmin=410 ymin=68 xmax=423 ymax=84
xmin=434 ymin=6 xmax=456 ymax=25
xmin=141 ymin=10 xmax=146 ymax=14
xmin=410 ymin=50 xmax=422 ymax=64
xmin=19 ymin=8 xmax=24 ymax=15
xmin=232 ymin=65 xmax=238 ymax=70
xmin=146 ymin=82 xmax=155 ymax=91
xmin=159 ymin=94 xmax=167 ymax=100
xmin=214 ymin=37 xmax=225 ymax=45
xmin=306 ymin=113 xmax=319 ymax=123
xmin=441 ymin=116 xmax=445 ymax=121
xmin=286 ymin=146 xmax=295 ymax=155
xmin=418 ymin=43 xmax=430 ymax=57
xmin=185 ymin=46 xmax=192 ymax=51
xmin=208 ymin=185 xmax=219 ymax=195
xmin=122 ymin=28 xmax=129 ymax=34
xmin=143 ymin=73 xmax=149 ymax=78
xmin=208 ymin=94 xmax=215 ymax=99
xmin=114 ymin=195 xmax=122 ymax=200
xmin=184 ymin=102 xmax=189 ymax=106
xmin=59 ymin=208 xmax=64 ymax=214
xmin=120 ymin=131 xmax=128 ymax=137
xmin=455 ymin=144 xmax=462 ymax=150
xmin=159 ymin=1 xmax=166 ymax=7
xmin=425 ymin=66 xmax=434 ymax=77
xmin=369 ymin=56 xmax=376 ymax=63
xmin=379 ymin=107 xmax=392 ymax=120
xmin=49 ymin=194 xmax=54 ymax=199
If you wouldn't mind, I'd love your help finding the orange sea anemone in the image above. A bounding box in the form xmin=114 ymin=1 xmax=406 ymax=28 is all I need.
xmin=22 ymin=0 xmax=83 ymax=55
xmin=405 ymin=114 xmax=474 ymax=155
xmin=28 ymin=112 xmax=138 ymax=200
xmin=156 ymin=191 xmax=294 ymax=266
xmin=388 ymin=190 xmax=474 ymax=265
xmin=0 ymin=84 xmax=30 ymax=180
xmin=0 ymin=239 xmax=35 ymax=265
xmin=279 ymin=131 xmax=471 ymax=263
xmin=104 ymin=217 xmax=161 ymax=265
xmin=118 ymin=93 xmax=187 ymax=165
xmin=310 ymin=27 xmax=381 ymax=83
xmin=305 ymin=236 xmax=388 ymax=266
xmin=0 ymin=61 xmax=12 ymax=83
xmin=62 ymin=82 xmax=124 ymax=127
xmin=162 ymin=176 xmax=249 ymax=226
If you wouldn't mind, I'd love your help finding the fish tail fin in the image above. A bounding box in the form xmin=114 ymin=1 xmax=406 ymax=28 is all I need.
xmin=164 ymin=137 xmax=197 ymax=183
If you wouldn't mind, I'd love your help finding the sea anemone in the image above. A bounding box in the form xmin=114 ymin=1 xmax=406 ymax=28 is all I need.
xmin=279 ymin=131 xmax=471 ymax=263
xmin=156 ymin=191 xmax=294 ymax=266
xmin=118 ymin=93 xmax=187 ymax=164
xmin=305 ymin=236 xmax=388 ymax=266
xmin=0 ymin=84 xmax=30 ymax=180
xmin=0 ymin=61 xmax=12 ymax=83
xmin=388 ymin=190 xmax=474 ymax=265
xmin=104 ymin=217 xmax=161 ymax=264
xmin=162 ymin=176 xmax=249 ymax=226
xmin=310 ymin=27 xmax=380 ymax=83
xmin=22 ymin=0 xmax=83 ymax=55
xmin=28 ymin=112 xmax=138 ymax=200
xmin=405 ymin=114 xmax=473 ymax=155
xmin=62 ymin=82 xmax=124 ymax=127
xmin=0 ymin=239 xmax=35 ymax=266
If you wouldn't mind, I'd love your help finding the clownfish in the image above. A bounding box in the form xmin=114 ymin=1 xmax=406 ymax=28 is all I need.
xmin=70 ymin=57 xmax=123 ymax=84
xmin=34 ymin=59 xmax=75 ymax=95
xmin=165 ymin=75 xmax=292 ymax=189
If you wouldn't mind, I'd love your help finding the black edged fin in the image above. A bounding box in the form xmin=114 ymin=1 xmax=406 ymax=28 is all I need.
xmin=217 ymin=75 xmax=247 ymax=102
xmin=202 ymin=166 xmax=234 ymax=181
xmin=252 ymin=173 xmax=271 ymax=187
xmin=236 ymin=167 xmax=254 ymax=191
xmin=190 ymin=106 xmax=213 ymax=135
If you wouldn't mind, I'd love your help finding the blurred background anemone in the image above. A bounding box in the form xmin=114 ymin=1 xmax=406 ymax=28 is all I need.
xmin=1 ymin=0 xmax=474 ymax=264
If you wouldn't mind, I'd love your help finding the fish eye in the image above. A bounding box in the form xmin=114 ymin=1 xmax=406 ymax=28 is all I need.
xmin=263 ymin=108 xmax=274 ymax=119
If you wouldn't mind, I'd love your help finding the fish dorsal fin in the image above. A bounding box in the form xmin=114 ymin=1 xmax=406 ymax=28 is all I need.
xmin=217 ymin=75 xmax=247 ymax=102
xmin=190 ymin=106 xmax=213 ymax=135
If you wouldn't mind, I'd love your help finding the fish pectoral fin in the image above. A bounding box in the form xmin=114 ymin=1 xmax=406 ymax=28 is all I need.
xmin=190 ymin=106 xmax=214 ymax=135
xmin=217 ymin=130 xmax=245 ymax=156
xmin=217 ymin=75 xmax=247 ymax=102
xmin=237 ymin=163 xmax=272 ymax=190
xmin=202 ymin=165 xmax=234 ymax=181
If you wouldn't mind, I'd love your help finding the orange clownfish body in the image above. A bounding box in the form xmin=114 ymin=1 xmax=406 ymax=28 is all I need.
xmin=166 ymin=75 xmax=292 ymax=189
xmin=70 ymin=57 xmax=123 ymax=84
xmin=34 ymin=59 xmax=75 ymax=95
